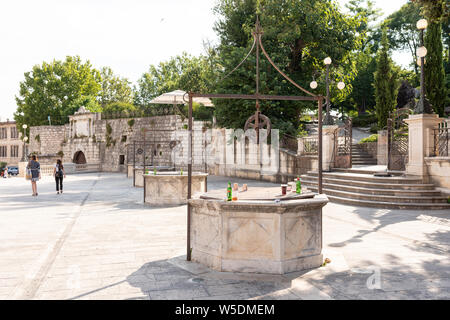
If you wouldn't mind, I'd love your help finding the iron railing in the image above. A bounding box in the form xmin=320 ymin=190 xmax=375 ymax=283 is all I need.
xmin=433 ymin=123 xmax=449 ymax=157
xmin=302 ymin=136 xmax=319 ymax=155
xmin=102 ymin=105 xmax=180 ymax=120
xmin=280 ymin=134 xmax=298 ymax=153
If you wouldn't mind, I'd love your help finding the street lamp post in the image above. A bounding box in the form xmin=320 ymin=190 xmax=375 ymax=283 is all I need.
xmin=415 ymin=18 xmax=433 ymax=114
xmin=22 ymin=124 xmax=28 ymax=161
xmin=323 ymin=57 xmax=333 ymax=125
xmin=310 ymin=58 xmax=345 ymax=124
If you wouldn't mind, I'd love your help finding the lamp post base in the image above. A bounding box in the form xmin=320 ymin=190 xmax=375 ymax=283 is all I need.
xmin=323 ymin=113 xmax=334 ymax=126
xmin=415 ymin=97 xmax=433 ymax=114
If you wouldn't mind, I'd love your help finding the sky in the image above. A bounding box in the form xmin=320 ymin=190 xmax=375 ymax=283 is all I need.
xmin=0 ymin=0 xmax=409 ymax=120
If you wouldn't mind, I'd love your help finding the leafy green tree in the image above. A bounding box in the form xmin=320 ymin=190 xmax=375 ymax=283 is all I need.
xmin=212 ymin=0 xmax=365 ymax=134
xmin=103 ymin=101 xmax=138 ymax=114
xmin=134 ymin=53 xmax=214 ymax=107
xmin=347 ymin=49 xmax=377 ymax=115
xmin=99 ymin=67 xmax=133 ymax=107
xmin=379 ymin=2 xmax=422 ymax=77
xmin=424 ymin=21 xmax=446 ymax=116
xmin=417 ymin=0 xmax=447 ymax=116
xmin=374 ymin=29 xmax=398 ymax=128
xmin=345 ymin=0 xmax=382 ymax=51
xmin=14 ymin=56 xmax=101 ymax=136
xmin=68 ymin=96 xmax=101 ymax=113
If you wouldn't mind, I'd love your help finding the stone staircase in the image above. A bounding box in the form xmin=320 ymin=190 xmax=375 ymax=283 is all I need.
xmin=301 ymin=168 xmax=450 ymax=210
xmin=352 ymin=143 xmax=377 ymax=165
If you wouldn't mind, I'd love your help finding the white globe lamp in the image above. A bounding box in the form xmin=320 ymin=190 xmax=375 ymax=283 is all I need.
xmin=416 ymin=19 xmax=428 ymax=30
xmin=417 ymin=46 xmax=427 ymax=58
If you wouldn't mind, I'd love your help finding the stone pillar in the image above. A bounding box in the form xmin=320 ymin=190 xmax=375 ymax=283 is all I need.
xmin=404 ymin=114 xmax=443 ymax=180
xmin=297 ymin=138 xmax=304 ymax=156
xmin=18 ymin=161 xmax=27 ymax=178
xmin=322 ymin=125 xmax=338 ymax=171
xmin=377 ymin=130 xmax=388 ymax=165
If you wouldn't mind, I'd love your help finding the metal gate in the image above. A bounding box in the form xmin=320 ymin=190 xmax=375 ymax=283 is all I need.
xmin=334 ymin=118 xmax=352 ymax=168
xmin=387 ymin=108 xmax=412 ymax=171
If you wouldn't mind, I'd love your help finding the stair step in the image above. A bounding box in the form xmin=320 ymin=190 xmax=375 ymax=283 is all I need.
xmin=318 ymin=194 xmax=450 ymax=210
xmin=305 ymin=186 xmax=448 ymax=204
xmin=302 ymin=181 xmax=442 ymax=197
xmin=332 ymin=168 xmax=404 ymax=176
xmin=305 ymin=172 xmax=423 ymax=184
xmin=300 ymin=175 xmax=435 ymax=190
xmin=352 ymin=161 xmax=378 ymax=165
xmin=352 ymin=157 xmax=375 ymax=161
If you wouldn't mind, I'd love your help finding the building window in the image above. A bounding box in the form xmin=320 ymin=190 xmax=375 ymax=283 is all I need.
xmin=0 ymin=146 xmax=7 ymax=157
xmin=119 ymin=155 xmax=125 ymax=165
xmin=10 ymin=127 xmax=18 ymax=139
xmin=0 ymin=128 xmax=7 ymax=139
xmin=10 ymin=145 xmax=19 ymax=158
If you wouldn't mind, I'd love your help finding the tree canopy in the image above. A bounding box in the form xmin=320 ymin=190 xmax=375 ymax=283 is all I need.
xmin=211 ymin=0 xmax=367 ymax=135
xmin=99 ymin=67 xmax=133 ymax=107
xmin=133 ymin=53 xmax=215 ymax=108
xmin=14 ymin=56 xmax=102 ymax=137
xmin=374 ymin=29 xmax=398 ymax=128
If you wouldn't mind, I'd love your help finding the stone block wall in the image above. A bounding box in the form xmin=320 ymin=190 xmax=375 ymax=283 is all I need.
xmin=28 ymin=112 xmax=208 ymax=172
xmin=29 ymin=125 xmax=66 ymax=163
xmin=424 ymin=157 xmax=450 ymax=188
xmin=205 ymin=130 xmax=317 ymax=183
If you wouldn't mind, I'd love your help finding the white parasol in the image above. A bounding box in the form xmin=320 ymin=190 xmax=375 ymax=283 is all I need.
xmin=149 ymin=90 xmax=213 ymax=107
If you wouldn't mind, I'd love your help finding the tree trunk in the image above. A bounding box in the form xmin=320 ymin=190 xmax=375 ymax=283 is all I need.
xmin=289 ymin=39 xmax=305 ymax=73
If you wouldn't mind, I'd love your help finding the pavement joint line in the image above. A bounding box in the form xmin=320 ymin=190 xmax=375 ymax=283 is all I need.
xmin=324 ymin=212 xmax=450 ymax=254
xmin=12 ymin=173 xmax=101 ymax=300
xmin=67 ymin=279 xmax=127 ymax=300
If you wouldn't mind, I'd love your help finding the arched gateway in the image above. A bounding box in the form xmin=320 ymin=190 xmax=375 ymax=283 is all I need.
xmin=73 ymin=151 xmax=87 ymax=164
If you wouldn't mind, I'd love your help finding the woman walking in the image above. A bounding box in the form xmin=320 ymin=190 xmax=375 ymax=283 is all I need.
xmin=27 ymin=155 xmax=41 ymax=196
xmin=53 ymin=159 xmax=66 ymax=194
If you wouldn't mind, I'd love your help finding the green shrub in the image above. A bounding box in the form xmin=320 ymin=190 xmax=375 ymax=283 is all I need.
xmin=359 ymin=134 xmax=378 ymax=144
xmin=300 ymin=115 xmax=312 ymax=122
xmin=370 ymin=123 xmax=378 ymax=134
xmin=351 ymin=114 xmax=377 ymax=127
xmin=297 ymin=123 xmax=308 ymax=137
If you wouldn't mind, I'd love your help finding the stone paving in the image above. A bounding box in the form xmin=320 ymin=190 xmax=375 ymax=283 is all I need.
xmin=0 ymin=173 xmax=449 ymax=300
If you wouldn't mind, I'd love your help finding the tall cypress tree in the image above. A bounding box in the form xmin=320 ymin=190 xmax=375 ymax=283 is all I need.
xmin=374 ymin=29 xmax=397 ymax=128
xmin=422 ymin=0 xmax=447 ymax=116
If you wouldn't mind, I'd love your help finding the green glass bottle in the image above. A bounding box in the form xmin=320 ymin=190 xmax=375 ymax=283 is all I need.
xmin=145 ymin=169 xmax=149 ymax=175
xmin=153 ymin=168 xmax=157 ymax=175
xmin=227 ymin=181 xmax=232 ymax=201
xmin=180 ymin=169 xmax=183 ymax=176
xmin=296 ymin=176 xmax=301 ymax=194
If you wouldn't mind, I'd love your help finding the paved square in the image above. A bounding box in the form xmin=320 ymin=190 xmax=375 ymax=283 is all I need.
xmin=0 ymin=173 xmax=449 ymax=300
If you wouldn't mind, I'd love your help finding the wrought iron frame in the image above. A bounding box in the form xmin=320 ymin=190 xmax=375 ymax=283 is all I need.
xmin=128 ymin=128 xmax=179 ymax=188
xmin=185 ymin=19 xmax=325 ymax=261
xmin=333 ymin=118 xmax=352 ymax=168
xmin=387 ymin=108 xmax=412 ymax=171
xmin=433 ymin=122 xmax=449 ymax=157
